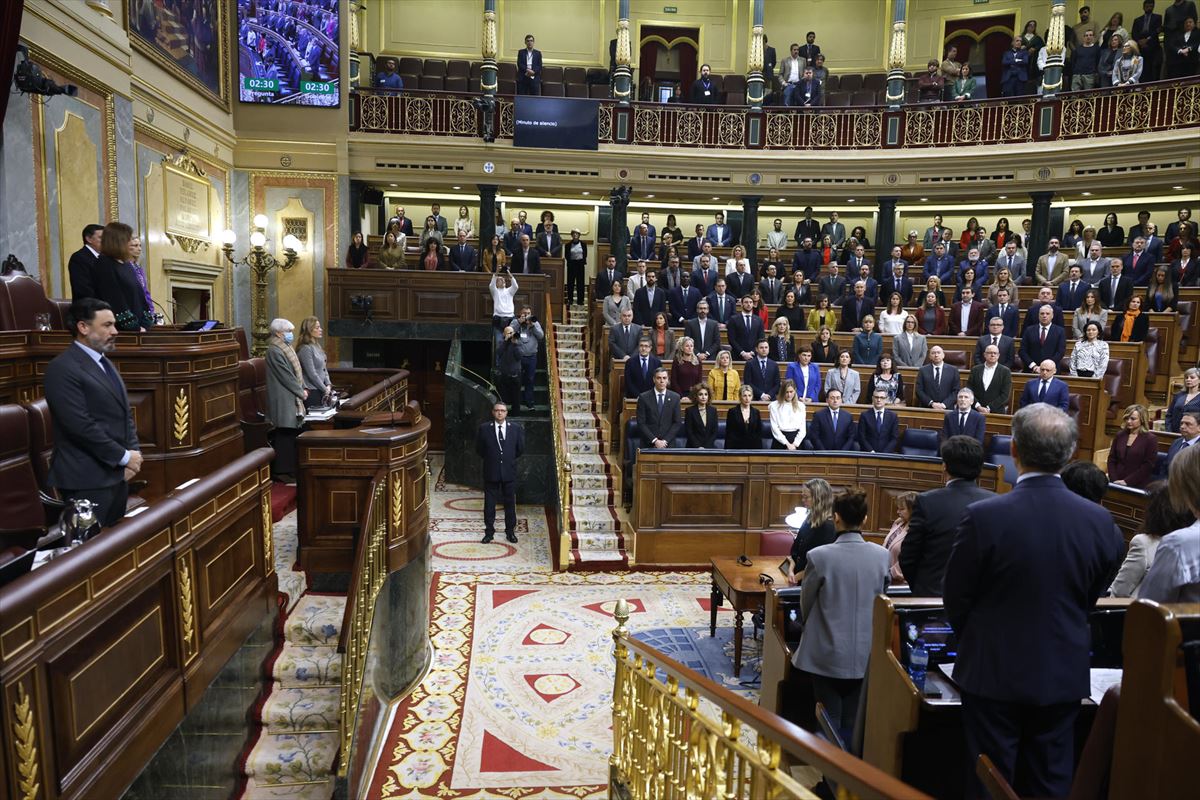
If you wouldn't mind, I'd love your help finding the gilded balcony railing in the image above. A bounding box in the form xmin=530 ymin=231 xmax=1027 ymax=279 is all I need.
xmin=338 ymin=472 xmax=389 ymax=775
xmin=544 ymin=294 xmax=573 ymax=571
xmin=610 ymin=599 xmax=926 ymax=800
xmin=349 ymin=78 xmax=1200 ymax=150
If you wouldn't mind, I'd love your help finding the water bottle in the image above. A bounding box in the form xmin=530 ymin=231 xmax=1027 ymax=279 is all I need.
xmin=908 ymin=639 xmax=929 ymax=693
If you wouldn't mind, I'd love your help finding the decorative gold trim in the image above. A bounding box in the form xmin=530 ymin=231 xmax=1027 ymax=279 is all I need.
xmin=126 ymin=0 xmax=230 ymax=111
xmin=390 ymin=469 xmax=403 ymax=534
xmin=262 ymin=493 xmax=274 ymax=577
xmin=104 ymin=94 xmax=118 ymax=223
xmin=178 ymin=554 xmax=197 ymax=660
xmin=173 ymin=387 xmax=190 ymax=444
xmin=12 ymin=684 xmax=39 ymax=800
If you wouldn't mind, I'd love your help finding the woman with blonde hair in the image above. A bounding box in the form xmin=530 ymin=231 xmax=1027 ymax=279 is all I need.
xmin=987 ymin=266 xmax=1021 ymax=306
xmin=296 ymin=316 xmax=332 ymax=409
xmin=787 ymin=478 xmax=837 ymax=576
xmin=769 ymin=379 xmax=807 ymax=451
xmin=707 ymin=348 xmax=742 ymax=401
xmin=725 ymin=244 xmax=751 ymax=275
xmin=669 ymin=336 xmax=703 ymax=395
xmin=454 ymin=205 xmax=474 ymax=238
xmin=767 ymin=316 xmax=796 ymax=363
xmin=724 ymin=385 xmax=763 ymax=449
xmin=1107 ymin=403 xmax=1157 ymax=489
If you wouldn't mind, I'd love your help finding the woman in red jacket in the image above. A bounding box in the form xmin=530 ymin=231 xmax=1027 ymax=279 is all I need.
xmin=1107 ymin=404 xmax=1158 ymax=489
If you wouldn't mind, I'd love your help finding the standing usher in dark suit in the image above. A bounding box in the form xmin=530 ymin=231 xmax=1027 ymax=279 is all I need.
xmin=944 ymin=474 xmax=1123 ymax=798
xmin=68 ymin=245 xmax=100 ymax=299
xmin=517 ymin=46 xmax=543 ymax=95
xmin=475 ymin=418 xmax=525 ymax=540
xmin=899 ymin=478 xmax=994 ymax=597
xmin=44 ymin=341 xmax=139 ymax=526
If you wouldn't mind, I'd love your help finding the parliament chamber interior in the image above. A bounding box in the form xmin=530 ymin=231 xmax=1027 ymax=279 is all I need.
xmin=1 ymin=0 xmax=1199 ymax=798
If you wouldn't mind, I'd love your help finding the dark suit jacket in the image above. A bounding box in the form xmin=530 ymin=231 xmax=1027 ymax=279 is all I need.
xmin=725 ymin=271 xmax=755 ymax=299
xmin=686 ymin=237 xmax=708 ymax=261
xmin=475 ymin=421 xmax=525 ymax=483
xmin=1098 ymin=275 xmax=1135 ymax=310
xmin=1110 ymin=311 xmax=1150 ymax=342
xmin=690 ymin=77 xmax=721 ymax=104
xmin=685 ymin=404 xmax=719 ymax=447
xmin=683 ymin=317 xmax=720 ymax=359
xmin=624 ymin=354 xmax=661 ymax=398
xmin=794 ymin=219 xmax=821 ymax=247
xmin=727 ymin=313 xmax=765 ymax=356
xmin=924 ymin=253 xmax=956 ymax=282
xmin=447 ymin=243 xmax=478 ymax=271
xmin=706 ymin=223 xmax=733 ymax=247
xmin=1165 ymin=435 xmax=1197 ymax=468
xmin=968 ymin=363 xmax=1013 ymax=414
xmin=636 ymin=389 xmax=683 ymax=448
xmin=724 ymin=406 xmax=764 ymax=449
xmin=916 ymin=363 xmax=960 ymax=407
xmin=536 ymin=231 xmax=562 ymax=257
xmin=796 ymin=79 xmax=822 ymax=106
xmin=596 ymin=268 xmax=624 ymax=300
xmin=987 ymin=303 xmax=1021 ymax=337
xmin=1057 ymin=280 xmax=1091 ymax=311
xmin=706 ymin=292 xmax=736 ymax=325
xmin=68 ymin=246 xmax=99 ymax=299
xmin=1123 ymin=250 xmax=1156 ymax=285
xmin=44 ymin=342 xmax=139 ymax=491
xmin=944 ymin=475 xmax=1124 ymax=704
xmin=668 ymin=285 xmax=701 ymax=323
xmin=691 ymin=266 xmax=720 ymax=296
xmin=975 ymin=334 xmax=1016 ymax=369
xmin=629 ymin=234 xmax=656 ymax=260
xmin=1019 ymin=377 xmax=1070 ymax=411
xmin=758 ymin=277 xmax=785 ymax=304
xmin=1020 ymin=324 xmax=1067 ymax=369
xmin=632 ymin=286 xmax=667 ymax=326
xmin=856 ymin=408 xmax=899 ymax=453
xmin=792 ymin=249 xmax=823 ymax=281
xmin=517 ymin=48 xmax=542 ymax=84
xmin=942 ymin=408 xmax=986 ymax=443
xmin=608 ymin=323 xmax=643 ymax=360
xmin=806 ymin=407 xmax=856 ymax=450
xmin=744 ymin=357 xmax=781 ymax=400
xmin=899 ymin=479 xmax=995 ymax=597
xmin=882 ymin=276 xmax=914 ymax=305
xmin=837 ymin=297 xmax=874 ymax=331
xmin=512 ymin=248 xmax=541 ymax=274
xmin=948 ymin=301 xmax=986 ymax=337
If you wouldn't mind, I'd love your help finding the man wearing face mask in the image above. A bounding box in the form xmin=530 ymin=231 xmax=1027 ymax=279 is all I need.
xmin=264 ymin=318 xmax=307 ymax=484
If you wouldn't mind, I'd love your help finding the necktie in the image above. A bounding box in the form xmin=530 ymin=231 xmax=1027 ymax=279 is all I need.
xmin=1038 ymin=381 xmax=1047 ymax=400
xmin=1040 ymin=326 xmax=1047 ymax=344
xmin=877 ymin=411 xmax=883 ymax=427
xmin=760 ymin=359 xmax=767 ymax=377
xmin=497 ymin=424 xmax=505 ymax=447
xmin=641 ymin=357 xmax=648 ymax=375
xmin=657 ymin=393 xmax=664 ymax=414
xmin=831 ymin=411 xmax=837 ymax=427
xmin=1071 ymin=282 xmax=1077 ymax=294
xmin=934 ymin=366 xmax=941 ymax=384
xmin=992 ymin=335 xmax=999 ymax=346
xmin=960 ymin=412 xmax=966 ymax=429
xmin=624 ymin=325 xmax=629 ymax=337
xmin=99 ymin=356 xmax=124 ymax=396
xmin=1000 ymin=304 xmax=1006 ymax=317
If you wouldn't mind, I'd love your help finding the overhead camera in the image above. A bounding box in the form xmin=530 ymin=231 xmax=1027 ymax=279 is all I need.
xmin=350 ymin=294 xmax=374 ymax=323
xmin=13 ymin=45 xmax=77 ymax=98
xmin=471 ymin=95 xmax=496 ymax=143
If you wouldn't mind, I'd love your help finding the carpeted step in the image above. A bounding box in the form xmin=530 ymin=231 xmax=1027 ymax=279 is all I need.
xmin=570 ymin=505 xmax=621 ymax=532
xmin=260 ymin=686 xmax=341 ymax=733
xmin=242 ymin=779 xmax=334 ymax=800
xmin=568 ymin=454 xmax=610 ymax=475
xmin=571 ymin=488 xmax=613 ymax=506
xmin=242 ymin=732 xmax=338 ymax=788
xmin=272 ymin=643 xmax=343 ymax=687
xmin=571 ymin=473 xmax=612 ymax=491
xmin=566 ymin=439 xmax=606 ymax=456
xmin=283 ymin=595 xmax=345 ymax=646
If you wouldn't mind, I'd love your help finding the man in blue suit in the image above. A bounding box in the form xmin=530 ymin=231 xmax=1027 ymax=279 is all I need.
xmin=988 ymin=288 xmax=1021 ymax=338
xmin=882 ymin=260 xmax=914 ymax=305
xmin=1020 ymin=306 xmax=1067 ymax=371
xmin=692 ymin=252 xmax=720 ymax=296
xmin=804 ymin=389 xmax=857 ymax=450
xmin=629 ymin=224 xmax=656 ymax=260
xmin=924 ymin=242 xmax=956 ymax=283
xmin=623 ymin=339 xmax=661 ymax=399
xmin=1021 ymin=287 xmax=1065 ymax=331
xmin=1019 ymin=360 xmax=1071 ymax=411
xmin=706 ymin=211 xmax=733 ymax=247
xmin=944 ymin=405 xmax=1123 ymax=799
xmin=517 ymin=34 xmax=543 ymax=95
xmin=857 ymin=389 xmax=900 ymax=453
xmin=942 ymin=388 xmax=986 ymax=443
xmin=728 ymin=296 xmax=765 ymax=360
xmin=447 ymin=230 xmax=478 ymax=271
xmin=1000 ymin=35 xmax=1030 ymax=96
xmin=1056 ymin=265 xmax=1091 ymax=311
xmin=743 ymin=339 xmax=781 ymax=400
xmin=791 ymin=238 xmax=823 ymax=283
xmin=879 ymin=246 xmax=908 ymax=286
xmin=705 ymin=278 xmax=735 ymax=327
xmin=1123 ymin=237 xmax=1156 ymax=285
xmin=475 ymin=401 xmax=526 ymax=543
xmin=1165 ymin=411 xmax=1199 ymax=468
xmin=668 ymin=269 xmax=701 ymax=324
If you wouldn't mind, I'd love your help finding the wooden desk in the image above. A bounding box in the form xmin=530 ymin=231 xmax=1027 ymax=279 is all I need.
xmin=710 ymin=556 xmax=789 ymax=675
xmin=327 ymin=268 xmax=552 ymax=326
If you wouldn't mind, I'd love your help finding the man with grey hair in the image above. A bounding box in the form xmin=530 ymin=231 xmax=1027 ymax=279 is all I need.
xmin=944 ymin=405 xmax=1123 ymax=799
xmin=942 ymin=387 xmax=985 ymax=443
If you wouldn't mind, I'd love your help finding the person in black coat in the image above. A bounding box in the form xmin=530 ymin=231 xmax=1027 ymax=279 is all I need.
xmin=517 ymin=35 xmax=543 ymax=95
xmin=685 ymin=384 xmax=720 ymax=447
xmin=595 ymin=255 xmax=624 ymax=301
xmin=941 ymin=389 xmax=987 ymax=444
xmin=68 ymin=223 xmax=104 ymax=299
xmin=724 ymin=386 xmax=763 ymax=449
xmin=787 ymin=478 xmax=838 ymax=575
xmin=475 ymin=401 xmax=525 ymax=543
xmin=857 ymin=389 xmax=900 ymax=453
xmin=743 ymin=339 xmax=781 ymax=400
xmin=93 ymin=222 xmax=151 ymax=330
xmin=944 ymin=405 xmax=1123 ymax=799
xmin=43 ymin=298 xmax=143 ymax=527
xmin=690 ymin=64 xmax=721 ymax=104
xmin=624 ymin=340 xmax=661 ymax=399
xmin=447 ymin=230 xmax=478 ymax=271
xmin=804 ymin=390 xmax=857 ymax=450
xmin=899 ymin=436 xmax=994 ymax=597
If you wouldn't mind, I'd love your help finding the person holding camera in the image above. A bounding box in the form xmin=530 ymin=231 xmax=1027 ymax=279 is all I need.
xmin=510 ymin=305 xmax=544 ymax=410
xmin=489 ymin=267 xmax=519 ymax=359
xmin=496 ymin=324 xmax=523 ymax=411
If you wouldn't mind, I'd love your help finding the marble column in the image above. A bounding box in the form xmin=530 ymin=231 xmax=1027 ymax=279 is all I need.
xmin=741 ymin=196 xmax=761 ymax=265
xmin=1028 ymin=192 xmax=1054 ymax=265
xmin=609 ymin=186 xmax=632 ymax=275
xmin=874 ymin=197 xmax=899 ymax=280
xmin=478 ymin=184 xmax=497 ymax=249
xmin=1040 ymin=0 xmax=1067 ymax=96
xmin=885 ymin=0 xmax=908 ymax=109
xmin=746 ymin=0 xmax=766 ymax=110
xmin=612 ymin=0 xmax=632 ymax=105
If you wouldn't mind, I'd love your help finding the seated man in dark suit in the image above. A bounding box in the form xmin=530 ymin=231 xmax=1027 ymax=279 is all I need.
xmin=68 ymin=223 xmax=104 ymax=299
xmin=899 ymin=435 xmax=994 ymax=597
xmin=623 ymin=338 xmax=661 ymax=399
xmin=684 ymin=301 xmax=721 ymax=360
xmin=636 ymin=368 xmax=683 ymax=450
xmin=743 ymin=339 xmax=781 ymax=401
xmin=1019 ymin=359 xmax=1070 ymax=411
xmin=987 ymin=288 xmax=1021 ymax=338
xmin=448 ymin=229 xmax=478 ymax=271
xmin=857 ymin=389 xmax=900 ymax=453
xmin=795 ymin=66 xmax=822 ymax=106
xmin=668 ymin=269 xmax=701 ymax=324
xmin=632 ymin=269 xmax=666 ymax=326
xmin=944 ymin=405 xmax=1123 ymax=799
xmin=1020 ymin=306 xmax=1067 ymax=371
xmin=727 ymin=295 xmax=764 ymax=360
xmin=804 ymin=389 xmax=857 ymax=450
xmin=942 ymin=388 xmax=987 ymax=443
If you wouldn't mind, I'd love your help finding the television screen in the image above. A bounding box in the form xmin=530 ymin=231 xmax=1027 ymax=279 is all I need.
xmin=513 ymin=97 xmax=599 ymax=151
xmin=236 ymin=0 xmax=340 ymax=107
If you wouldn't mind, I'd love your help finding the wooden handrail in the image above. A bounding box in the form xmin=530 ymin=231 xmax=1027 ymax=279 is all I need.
xmin=613 ymin=604 xmax=929 ymax=799
xmin=337 ymin=466 xmax=388 ymax=654
xmin=544 ymin=292 xmax=573 ymax=571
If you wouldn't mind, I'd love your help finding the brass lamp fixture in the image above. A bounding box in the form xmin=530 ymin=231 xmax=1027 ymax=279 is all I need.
xmin=220 ymin=214 xmax=299 ymax=355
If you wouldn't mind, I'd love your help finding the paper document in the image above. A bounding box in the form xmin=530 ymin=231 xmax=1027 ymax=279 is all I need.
xmin=1089 ymin=668 xmax=1122 ymax=705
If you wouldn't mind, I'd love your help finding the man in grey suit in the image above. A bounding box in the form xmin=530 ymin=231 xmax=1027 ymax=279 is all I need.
xmin=900 ymin=436 xmax=995 ymax=597
xmin=993 ymin=240 xmax=1026 ymax=284
xmin=636 ymin=369 xmax=683 ymax=449
xmin=43 ymin=298 xmax=143 ymax=527
xmin=821 ymin=211 xmax=846 ymax=248
xmin=608 ymin=308 xmax=642 ymax=360
xmin=684 ymin=301 xmax=720 ymax=360
xmin=916 ymin=346 xmax=960 ymax=409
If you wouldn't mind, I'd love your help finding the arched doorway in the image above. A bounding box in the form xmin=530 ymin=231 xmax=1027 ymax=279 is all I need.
xmin=943 ymin=13 xmax=1017 ymax=98
xmin=639 ymin=25 xmax=698 ymax=102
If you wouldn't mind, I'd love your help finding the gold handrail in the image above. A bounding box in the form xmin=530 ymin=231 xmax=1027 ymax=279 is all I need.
xmin=545 ymin=293 xmax=573 ymax=571
xmin=337 ymin=470 xmax=390 ymax=775
xmin=609 ymin=599 xmax=929 ymax=800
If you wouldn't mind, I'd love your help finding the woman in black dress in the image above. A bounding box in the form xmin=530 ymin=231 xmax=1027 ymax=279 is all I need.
xmin=811 ymin=326 xmax=840 ymax=365
xmin=94 ymin=222 xmax=151 ymax=331
xmin=1097 ymin=213 xmax=1125 ymax=247
xmin=787 ymin=477 xmax=838 ymax=576
xmin=684 ymin=383 xmax=719 ymax=448
xmin=345 ymin=231 xmax=368 ymax=268
xmin=724 ymin=385 xmax=763 ymax=449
